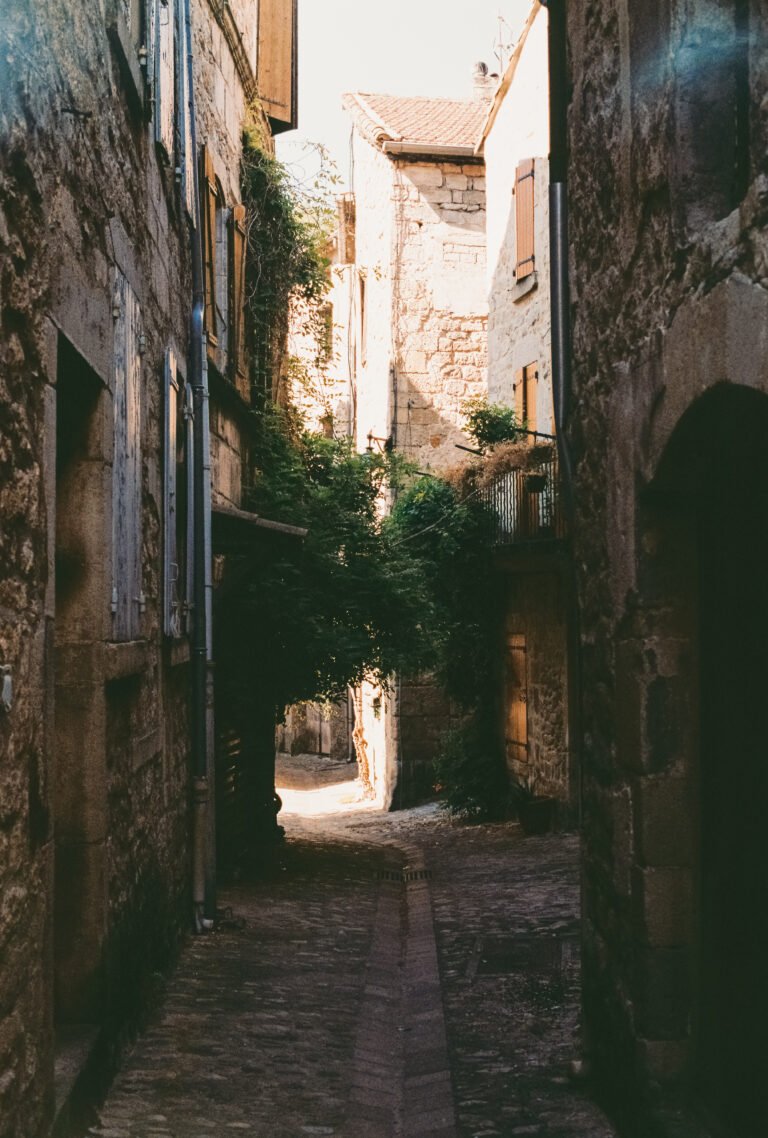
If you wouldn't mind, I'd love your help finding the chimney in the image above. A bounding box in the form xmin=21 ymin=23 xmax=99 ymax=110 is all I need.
xmin=472 ymin=61 xmax=497 ymax=103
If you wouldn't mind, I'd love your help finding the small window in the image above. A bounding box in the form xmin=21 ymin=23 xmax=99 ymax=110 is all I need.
xmin=514 ymin=362 xmax=538 ymax=435
xmin=514 ymin=158 xmax=535 ymax=281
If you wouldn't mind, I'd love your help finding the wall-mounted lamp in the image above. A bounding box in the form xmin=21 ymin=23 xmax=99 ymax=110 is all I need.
xmin=365 ymin=431 xmax=394 ymax=454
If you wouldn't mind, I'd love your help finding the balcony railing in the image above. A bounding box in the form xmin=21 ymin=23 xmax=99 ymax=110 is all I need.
xmin=480 ymin=453 xmax=565 ymax=545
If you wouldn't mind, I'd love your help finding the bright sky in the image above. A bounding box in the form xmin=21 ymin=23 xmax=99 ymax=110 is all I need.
xmin=276 ymin=0 xmax=532 ymax=187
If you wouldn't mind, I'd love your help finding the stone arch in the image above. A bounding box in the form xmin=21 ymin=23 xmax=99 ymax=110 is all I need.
xmin=628 ymin=379 xmax=768 ymax=1135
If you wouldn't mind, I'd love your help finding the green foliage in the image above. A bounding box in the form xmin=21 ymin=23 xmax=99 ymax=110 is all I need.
xmin=388 ymin=475 xmax=509 ymax=818
xmin=219 ymin=404 xmax=432 ymax=717
xmin=241 ymin=132 xmax=337 ymax=395
xmin=433 ymin=716 xmax=511 ymax=821
xmin=387 ymin=475 xmax=497 ymax=710
xmin=463 ymin=396 xmax=525 ymax=451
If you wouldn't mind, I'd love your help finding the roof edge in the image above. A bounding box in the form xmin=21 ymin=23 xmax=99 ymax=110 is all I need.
xmin=475 ymin=0 xmax=543 ymax=155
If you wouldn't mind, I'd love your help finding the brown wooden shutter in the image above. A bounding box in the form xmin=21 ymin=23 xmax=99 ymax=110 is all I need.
xmin=505 ymin=634 xmax=528 ymax=769
xmin=524 ymin=363 xmax=538 ymax=435
xmin=257 ymin=0 xmax=297 ymax=133
xmin=514 ymin=367 xmax=525 ymax=424
xmin=229 ymin=203 xmax=247 ymax=380
xmin=515 ymin=158 xmax=535 ymax=281
xmin=201 ymin=146 xmax=218 ymax=341
xmin=154 ymin=0 xmax=174 ymax=157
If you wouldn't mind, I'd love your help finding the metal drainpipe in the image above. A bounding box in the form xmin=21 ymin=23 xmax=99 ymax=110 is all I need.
xmin=541 ymin=0 xmax=582 ymax=827
xmin=183 ymin=0 xmax=213 ymax=931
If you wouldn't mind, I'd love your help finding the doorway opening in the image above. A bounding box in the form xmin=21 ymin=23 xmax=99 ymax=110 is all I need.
xmin=646 ymin=385 xmax=768 ymax=1136
xmin=53 ymin=334 xmax=107 ymax=1028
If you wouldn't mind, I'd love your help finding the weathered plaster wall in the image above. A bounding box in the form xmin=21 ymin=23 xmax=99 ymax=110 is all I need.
xmin=566 ymin=0 xmax=768 ymax=1124
xmin=484 ymin=7 xmax=551 ymax=420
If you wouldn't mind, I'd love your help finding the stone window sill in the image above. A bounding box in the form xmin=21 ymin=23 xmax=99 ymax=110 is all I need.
xmin=105 ymin=639 xmax=151 ymax=681
xmin=512 ymin=272 xmax=538 ymax=303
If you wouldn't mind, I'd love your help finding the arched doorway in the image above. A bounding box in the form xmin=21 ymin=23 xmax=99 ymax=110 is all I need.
xmin=647 ymin=384 xmax=768 ymax=1135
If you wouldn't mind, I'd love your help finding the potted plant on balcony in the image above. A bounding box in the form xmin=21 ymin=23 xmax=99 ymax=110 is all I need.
xmin=510 ymin=778 xmax=557 ymax=835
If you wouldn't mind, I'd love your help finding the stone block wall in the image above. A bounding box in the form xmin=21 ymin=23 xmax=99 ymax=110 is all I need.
xmin=0 ymin=0 xmax=263 ymax=1131
xmin=389 ymin=159 xmax=488 ymax=474
xmin=566 ymin=1 xmax=768 ymax=1128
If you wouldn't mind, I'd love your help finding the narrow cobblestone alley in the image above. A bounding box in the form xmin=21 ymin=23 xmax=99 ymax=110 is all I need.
xmin=82 ymin=755 xmax=616 ymax=1138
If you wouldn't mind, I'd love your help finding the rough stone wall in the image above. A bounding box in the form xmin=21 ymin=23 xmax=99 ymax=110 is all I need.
xmin=0 ymin=1 xmax=260 ymax=1131
xmin=566 ymin=0 xmax=768 ymax=1124
xmin=501 ymin=571 xmax=569 ymax=801
xmin=390 ymin=158 xmax=488 ymax=473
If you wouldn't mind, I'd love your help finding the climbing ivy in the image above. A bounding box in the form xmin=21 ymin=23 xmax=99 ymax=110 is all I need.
xmin=241 ymin=129 xmax=337 ymax=398
xmin=387 ymin=477 xmax=510 ymax=820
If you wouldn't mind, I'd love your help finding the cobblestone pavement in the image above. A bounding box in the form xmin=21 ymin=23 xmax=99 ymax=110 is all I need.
xmin=85 ymin=755 xmax=617 ymax=1138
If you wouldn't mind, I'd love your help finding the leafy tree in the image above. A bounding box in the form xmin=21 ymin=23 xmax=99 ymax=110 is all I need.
xmin=387 ymin=477 xmax=510 ymax=820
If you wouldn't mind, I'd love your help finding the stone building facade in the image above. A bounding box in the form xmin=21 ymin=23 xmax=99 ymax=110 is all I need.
xmin=0 ymin=1 xmax=296 ymax=1134
xmin=478 ymin=1 xmax=575 ymax=815
xmin=565 ymin=2 xmax=768 ymax=1134
xmin=340 ymin=91 xmax=489 ymax=806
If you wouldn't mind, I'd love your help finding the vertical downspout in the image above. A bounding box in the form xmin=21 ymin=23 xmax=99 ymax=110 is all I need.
xmin=183 ymin=0 xmax=214 ymax=930
xmin=542 ymin=0 xmax=582 ymax=825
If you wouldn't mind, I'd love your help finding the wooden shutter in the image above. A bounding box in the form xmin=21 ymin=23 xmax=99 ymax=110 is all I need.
xmin=515 ymin=158 xmax=535 ymax=281
xmin=514 ymin=367 xmax=525 ymax=425
xmin=524 ymin=364 xmax=538 ymax=435
xmin=155 ymin=0 xmax=174 ymax=157
xmin=514 ymin=363 xmax=538 ymax=433
xmin=505 ymin=634 xmax=528 ymax=769
xmin=112 ymin=271 xmax=143 ymax=641
xmin=201 ymin=146 xmax=218 ymax=341
xmin=257 ymin=0 xmax=297 ymax=133
xmin=183 ymin=381 xmax=195 ymax=636
xmin=176 ymin=0 xmax=195 ymax=219
xmin=229 ymin=203 xmax=247 ymax=378
xmin=163 ymin=348 xmax=181 ymax=637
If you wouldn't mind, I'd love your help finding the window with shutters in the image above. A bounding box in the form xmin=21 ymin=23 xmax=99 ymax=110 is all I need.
xmin=514 ymin=158 xmax=535 ymax=282
xmin=257 ymin=0 xmax=298 ymax=134
xmin=112 ymin=270 xmax=143 ymax=642
xmin=154 ymin=0 xmax=174 ymax=159
xmin=201 ymin=146 xmax=218 ymax=343
xmin=229 ymin=203 xmax=247 ymax=384
xmin=514 ymin=362 xmax=538 ymax=435
xmin=163 ymin=349 xmax=194 ymax=638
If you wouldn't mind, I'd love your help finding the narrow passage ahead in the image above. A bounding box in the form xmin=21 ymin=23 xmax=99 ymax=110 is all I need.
xmin=85 ymin=755 xmax=616 ymax=1138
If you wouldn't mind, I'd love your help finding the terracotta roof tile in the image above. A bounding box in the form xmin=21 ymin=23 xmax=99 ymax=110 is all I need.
xmin=343 ymin=92 xmax=487 ymax=151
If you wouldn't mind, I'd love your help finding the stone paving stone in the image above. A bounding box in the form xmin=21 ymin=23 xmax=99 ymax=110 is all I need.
xmin=81 ymin=756 xmax=617 ymax=1138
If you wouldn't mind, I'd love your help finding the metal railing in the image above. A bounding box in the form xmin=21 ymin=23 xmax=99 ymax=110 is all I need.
xmin=480 ymin=453 xmax=565 ymax=545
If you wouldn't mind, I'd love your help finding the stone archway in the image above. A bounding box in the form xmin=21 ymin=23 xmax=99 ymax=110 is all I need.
xmin=636 ymin=383 xmax=768 ymax=1135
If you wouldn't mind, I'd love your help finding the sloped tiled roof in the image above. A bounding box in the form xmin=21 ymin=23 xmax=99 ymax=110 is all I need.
xmin=343 ymin=92 xmax=487 ymax=153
